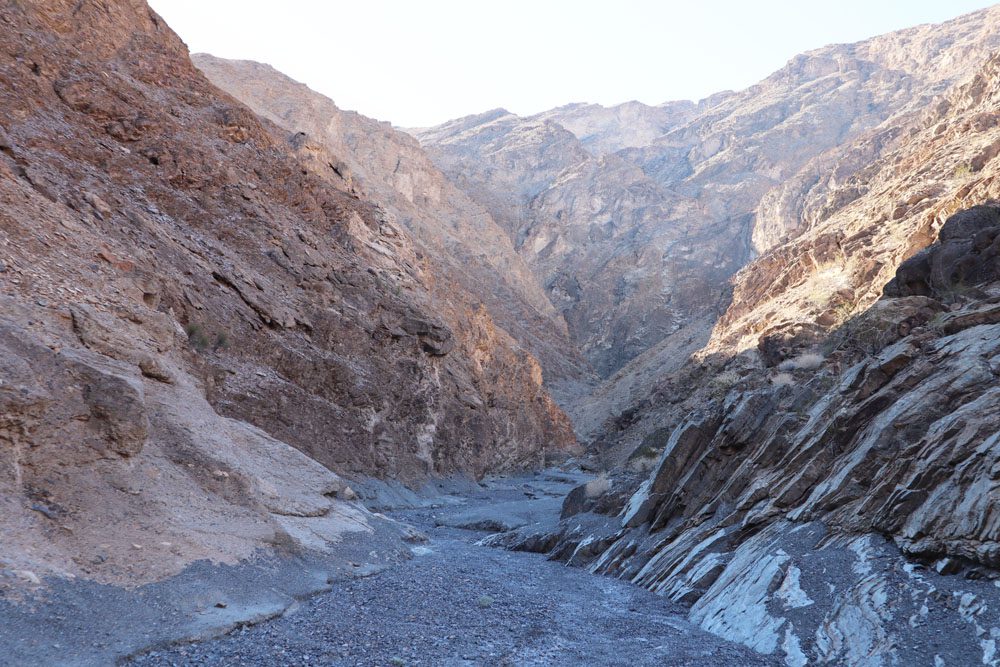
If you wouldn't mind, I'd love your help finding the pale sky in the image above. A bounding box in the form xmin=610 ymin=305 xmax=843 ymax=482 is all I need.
xmin=149 ymin=1 xmax=997 ymax=128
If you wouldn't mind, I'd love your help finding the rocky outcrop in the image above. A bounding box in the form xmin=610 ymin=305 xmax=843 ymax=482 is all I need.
xmin=416 ymin=107 xmax=742 ymax=386
xmin=191 ymin=55 xmax=590 ymax=391
xmin=416 ymin=6 xmax=1000 ymax=440
xmin=533 ymin=100 xmax=701 ymax=156
xmin=0 ymin=0 xmax=573 ymax=588
xmin=489 ymin=206 xmax=1000 ymax=664
xmin=471 ymin=19 xmax=1000 ymax=656
xmin=707 ymin=47 xmax=1000 ymax=360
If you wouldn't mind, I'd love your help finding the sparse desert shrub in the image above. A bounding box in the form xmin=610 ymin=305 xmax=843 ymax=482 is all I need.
xmin=771 ymin=372 xmax=795 ymax=387
xmin=584 ymin=475 xmax=611 ymax=498
xmin=184 ymin=323 xmax=210 ymax=350
xmin=708 ymin=368 xmax=740 ymax=397
xmin=778 ymin=352 xmax=825 ymax=372
xmin=927 ymin=311 xmax=950 ymax=331
xmin=185 ymin=322 xmax=230 ymax=352
xmin=954 ymin=163 xmax=972 ymax=178
xmin=822 ymin=309 xmax=900 ymax=358
xmin=627 ymin=433 xmax=665 ymax=473
xmin=937 ymin=279 xmax=980 ymax=304
xmin=627 ymin=455 xmax=658 ymax=474
xmin=213 ymin=331 xmax=229 ymax=351
xmin=830 ymin=300 xmax=856 ymax=322
xmin=629 ymin=443 xmax=659 ymax=460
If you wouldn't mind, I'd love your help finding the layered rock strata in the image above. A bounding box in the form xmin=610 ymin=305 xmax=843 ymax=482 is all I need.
xmin=0 ymin=0 xmax=574 ymax=587
xmin=491 ymin=206 xmax=1000 ymax=664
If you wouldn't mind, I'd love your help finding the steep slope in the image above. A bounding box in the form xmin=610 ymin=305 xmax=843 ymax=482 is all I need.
xmin=494 ymin=205 xmax=1000 ymax=666
xmin=481 ymin=32 xmax=1000 ymax=667
xmin=708 ymin=50 xmax=1000 ymax=359
xmin=0 ymin=0 xmax=573 ymax=590
xmin=416 ymin=108 xmax=738 ymax=384
xmin=191 ymin=55 xmax=590 ymax=391
xmin=533 ymin=100 xmax=702 ymax=156
xmin=417 ymin=5 xmax=1000 ymax=437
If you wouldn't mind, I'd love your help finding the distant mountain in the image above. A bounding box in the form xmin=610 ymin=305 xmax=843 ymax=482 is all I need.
xmin=415 ymin=5 xmax=1000 ymax=439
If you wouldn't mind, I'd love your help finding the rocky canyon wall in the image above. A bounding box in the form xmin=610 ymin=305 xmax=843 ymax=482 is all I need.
xmin=481 ymin=14 xmax=1000 ymax=663
xmin=0 ymin=0 xmax=574 ymax=587
xmin=415 ymin=5 xmax=1000 ymax=441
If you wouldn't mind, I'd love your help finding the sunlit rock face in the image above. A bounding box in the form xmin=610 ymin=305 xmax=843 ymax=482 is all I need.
xmin=193 ymin=55 xmax=591 ymax=393
xmin=489 ymin=201 xmax=1000 ymax=664
xmin=469 ymin=16 xmax=1000 ymax=659
xmin=416 ymin=6 xmax=1000 ymax=441
xmin=0 ymin=0 xmax=575 ymax=587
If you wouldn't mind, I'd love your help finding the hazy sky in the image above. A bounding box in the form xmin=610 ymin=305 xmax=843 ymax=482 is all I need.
xmin=149 ymin=1 xmax=996 ymax=128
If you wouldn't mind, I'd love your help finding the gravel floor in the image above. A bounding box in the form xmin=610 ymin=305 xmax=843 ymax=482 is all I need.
xmin=129 ymin=490 xmax=774 ymax=667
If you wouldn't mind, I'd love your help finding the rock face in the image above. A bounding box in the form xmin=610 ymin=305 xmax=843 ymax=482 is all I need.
xmin=0 ymin=0 xmax=573 ymax=586
xmin=415 ymin=5 xmax=1000 ymax=439
xmin=707 ymin=47 xmax=1000 ymax=359
xmin=478 ymin=33 xmax=1000 ymax=661
xmin=491 ymin=206 xmax=1000 ymax=665
xmin=452 ymin=9 xmax=1000 ymax=665
xmin=416 ymin=107 xmax=740 ymax=385
xmin=191 ymin=55 xmax=590 ymax=391
xmin=533 ymin=100 xmax=701 ymax=156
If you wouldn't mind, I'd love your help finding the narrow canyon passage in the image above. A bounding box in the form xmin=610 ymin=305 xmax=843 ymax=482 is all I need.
xmin=10 ymin=3 xmax=1000 ymax=666
xmin=128 ymin=474 xmax=773 ymax=667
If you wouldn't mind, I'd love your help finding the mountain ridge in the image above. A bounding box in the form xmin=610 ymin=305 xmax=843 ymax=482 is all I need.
xmin=415 ymin=3 xmax=1000 ymax=441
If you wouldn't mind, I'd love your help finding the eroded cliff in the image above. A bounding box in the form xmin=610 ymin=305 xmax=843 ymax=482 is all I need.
xmin=0 ymin=0 xmax=574 ymax=590
xmin=480 ymin=26 xmax=1000 ymax=665
xmin=416 ymin=5 xmax=1000 ymax=441
xmin=191 ymin=55 xmax=590 ymax=392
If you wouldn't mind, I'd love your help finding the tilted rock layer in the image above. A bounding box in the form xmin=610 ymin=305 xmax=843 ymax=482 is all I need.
xmin=192 ymin=55 xmax=590 ymax=391
xmin=417 ymin=5 xmax=1000 ymax=440
xmin=493 ymin=206 xmax=1000 ymax=665
xmin=0 ymin=0 xmax=573 ymax=585
xmin=467 ymin=7 xmax=1000 ymax=665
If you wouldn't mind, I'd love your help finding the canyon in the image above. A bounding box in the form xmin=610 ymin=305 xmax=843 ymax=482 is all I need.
xmin=4 ymin=1 xmax=1000 ymax=665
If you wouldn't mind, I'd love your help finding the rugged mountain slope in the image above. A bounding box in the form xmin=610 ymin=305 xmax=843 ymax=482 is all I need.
xmin=191 ymin=55 xmax=590 ymax=390
xmin=709 ymin=49 xmax=1000 ymax=359
xmin=533 ymin=100 xmax=703 ymax=156
xmin=417 ymin=5 xmax=1000 ymax=437
xmin=0 ymin=0 xmax=573 ymax=588
xmin=416 ymin=108 xmax=739 ymax=384
xmin=481 ymin=27 xmax=1000 ymax=667
xmin=494 ymin=205 xmax=1000 ymax=666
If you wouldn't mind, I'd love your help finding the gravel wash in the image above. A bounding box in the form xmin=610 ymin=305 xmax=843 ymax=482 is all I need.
xmin=130 ymin=511 xmax=774 ymax=666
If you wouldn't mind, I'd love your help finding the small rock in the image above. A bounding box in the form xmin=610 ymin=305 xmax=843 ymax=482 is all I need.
xmin=29 ymin=503 xmax=58 ymax=520
xmin=83 ymin=191 xmax=112 ymax=219
xmin=477 ymin=595 xmax=494 ymax=608
xmin=215 ymin=601 xmax=227 ymax=609
xmin=13 ymin=569 xmax=40 ymax=585
xmin=138 ymin=356 xmax=175 ymax=384
xmin=935 ymin=558 xmax=961 ymax=575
